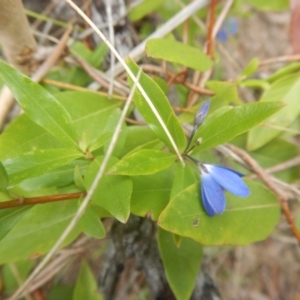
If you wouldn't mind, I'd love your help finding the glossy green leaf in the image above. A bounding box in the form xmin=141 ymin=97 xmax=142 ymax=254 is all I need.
xmin=85 ymin=156 xmax=132 ymax=223
xmin=79 ymin=205 xmax=105 ymax=239
xmin=109 ymin=149 xmax=176 ymax=175
xmin=158 ymin=229 xmax=202 ymax=300
xmin=146 ymin=39 xmax=213 ymax=71
xmin=129 ymin=0 xmax=165 ymax=21
xmin=0 ymin=162 xmax=8 ymax=192
xmin=0 ymin=60 xmax=79 ymax=148
xmin=158 ymin=178 xmax=280 ymax=245
xmin=3 ymin=149 xmax=83 ymax=186
xmin=131 ymin=166 xmax=175 ymax=220
xmin=73 ymin=261 xmax=103 ymax=300
xmin=193 ymin=101 xmax=283 ymax=153
xmin=126 ymin=58 xmax=186 ymax=152
xmin=247 ymin=73 xmax=300 ymax=150
xmin=0 ymin=207 xmax=30 ymax=240
xmin=0 ymin=202 xmax=81 ymax=263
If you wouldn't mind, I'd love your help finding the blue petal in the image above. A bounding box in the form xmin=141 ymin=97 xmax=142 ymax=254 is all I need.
xmin=201 ymin=183 xmax=215 ymax=217
xmin=194 ymin=100 xmax=210 ymax=128
xmin=205 ymin=165 xmax=250 ymax=197
xmin=201 ymin=173 xmax=226 ymax=215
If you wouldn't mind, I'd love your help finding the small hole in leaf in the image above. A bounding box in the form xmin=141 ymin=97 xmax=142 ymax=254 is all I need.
xmin=192 ymin=218 xmax=200 ymax=228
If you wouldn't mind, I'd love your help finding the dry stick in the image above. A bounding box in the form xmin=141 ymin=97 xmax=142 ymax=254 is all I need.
xmin=206 ymin=0 xmax=217 ymax=59
xmin=259 ymin=54 xmax=300 ymax=66
xmin=187 ymin=0 xmax=234 ymax=107
xmin=106 ymin=0 xmax=115 ymax=96
xmin=0 ymin=192 xmax=85 ymax=210
xmin=248 ymin=156 xmax=300 ymax=180
xmin=226 ymin=144 xmax=300 ymax=245
xmin=66 ymin=0 xmax=184 ymax=166
xmin=42 ymin=78 xmax=127 ymax=100
xmin=103 ymin=0 xmax=210 ymax=79
xmin=8 ymin=65 xmax=142 ymax=300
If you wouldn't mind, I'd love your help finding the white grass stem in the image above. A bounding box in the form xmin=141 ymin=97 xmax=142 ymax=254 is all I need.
xmin=9 ymin=69 xmax=142 ymax=300
xmin=66 ymin=0 xmax=184 ymax=165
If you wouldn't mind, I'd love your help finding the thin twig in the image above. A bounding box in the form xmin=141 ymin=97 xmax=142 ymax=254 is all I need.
xmin=66 ymin=0 xmax=184 ymax=165
xmin=226 ymin=144 xmax=300 ymax=245
xmin=206 ymin=0 xmax=217 ymax=58
xmin=9 ymin=59 xmax=143 ymax=300
xmin=248 ymin=156 xmax=300 ymax=180
xmin=0 ymin=192 xmax=85 ymax=210
xmin=259 ymin=54 xmax=300 ymax=66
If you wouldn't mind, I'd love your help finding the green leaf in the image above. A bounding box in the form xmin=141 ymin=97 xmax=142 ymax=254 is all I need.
xmin=0 ymin=162 xmax=8 ymax=192
xmin=206 ymin=81 xmax=241 ymax=105
xmin=0 ymin=115 xmax=64 ymax=161
xmin=126 ymin=58 xmax=186 ymax=152
xmin=0 ymin=201 xmax=81 ymax=263
xmin=79 ymin=205 xmax=105 ymax=239
xmin=192 ymin=101 xmax=283 ymax=153
xmin=240 ymin=79 xmax=271 ymax=90
xmin=73 ymin=261 xmax=103 ymax=300
xmin=109 ymin=149 xmax=176 ymax=175
xmin=3 ymin=149 xmax=83 ymax=186
xmin=247 ymin=73 xmax=300 ymax=150
xmin=0 ymin=60 xmax=79 ymax=148
xmin=131 ymin=166 xmax=175 ymax=220
xmin=246 ymin=0 xmax=289 ymax=11
xmin=241 ymin=58 xmax=260 ymax=78
xmin=251 ymin=138 xmax=300 ymax=182
xmin=158 ymin=178 xmax=280 ymax=245
xmin=158 ymin=229 xmax=202 ymax=300
xmin=55 ymin=91 xmax=121 ymax=150
xmin=146 ymin=38 xmax=213 ymax=71
xmin=267 ymin=63 xmax=300 ymax=83
xmin=118 ymin=126 xmax=163 ymax=157
xmin=85 ymin=156 xmax=132 ymax=223
xmin=129 ymin=0 xmax=165 ymax=21
xmin=0 ymin=207 xmax=30 ymax=240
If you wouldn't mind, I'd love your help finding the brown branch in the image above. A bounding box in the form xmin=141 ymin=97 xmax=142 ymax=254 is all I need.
xmin=226 ymin=144 xmax=300 ymax=245
xmin=259 ymin=54 xmax=300 ymax=66
xmin=0 ymin=192 xmax=86 ymax=210
xmin=206 ymin=0 xmax=217 ymax=59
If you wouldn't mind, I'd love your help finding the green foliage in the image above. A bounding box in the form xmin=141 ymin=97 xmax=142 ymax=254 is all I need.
xmin=0 ymin=3 xmax=297 ymax=297
xmin=247 ymin=73 xmax=300 ymax=150
xmin=158 ymin=229 xmax=203 ymax=300
xmin=146 ymin=38 xmax=213 ymax=71
xmin=73 ymin=261 xmax=103 ymax=300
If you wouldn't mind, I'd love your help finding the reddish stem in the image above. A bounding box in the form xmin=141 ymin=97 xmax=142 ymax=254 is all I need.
xmin=0 ymin=192 xmax=86 ymax=210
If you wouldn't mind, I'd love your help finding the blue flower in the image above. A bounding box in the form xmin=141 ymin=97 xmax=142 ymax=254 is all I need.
xmin=199 ymin=164 xmax=250 ymax=217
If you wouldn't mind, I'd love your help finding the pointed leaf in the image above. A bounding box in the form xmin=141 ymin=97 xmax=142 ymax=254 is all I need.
xmin=0 ymin=202 xmax=81 ymax=263
xmin=109 ymin=149 xmax=176 ymax=175
xmin=73 ymin=261 xmax=103 ymax=300
xmin=131 ymin=166 xmax=175 ymax=220
xmin=0 ymin=60 xmax=79 ymax=148
xmin=158 ymin=180 xmax=280 ymax=245
xmin=79 ymin=205 xmax=106 ymax=239
xmin=158 ymin=229 xmax=202 ymax=300
xmin=126 ymin=58 xmax=186 ymax=152
xmin=193 ymin=102 xmax=283 ymax=153
xmin=146 ymin=38 xmax=213 ymax=71
xmin=0 ymin=207 xmax=30 ymax=240
xmin=0 ymin=162 xmax=8 ymax=192
xmin=247 ymin=73 xmax=300 ymax=150
xmin=3 ymin=149 xmax=83 ymax=186
xmin=85 ymin=156 xmax=132 ymax=223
